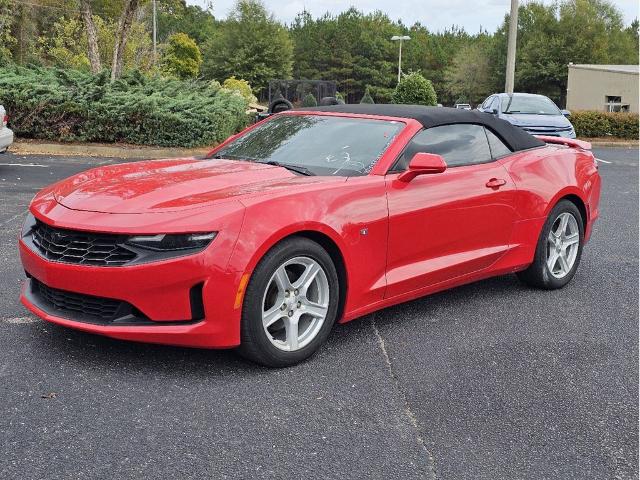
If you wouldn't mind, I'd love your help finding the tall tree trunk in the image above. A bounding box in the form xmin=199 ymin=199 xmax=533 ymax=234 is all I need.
xmin=80 ymin=0 xmax=101 ymax=74
xmin=110 ymin=0 xmax=139 ymax=81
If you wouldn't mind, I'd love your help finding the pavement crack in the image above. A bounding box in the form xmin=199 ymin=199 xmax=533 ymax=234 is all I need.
xmin=371 ymin=315 xmax=437 ymax=479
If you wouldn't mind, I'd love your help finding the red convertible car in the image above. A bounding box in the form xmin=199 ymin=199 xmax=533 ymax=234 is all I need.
xmin=19 ymin=105 xmax=601 ymax=367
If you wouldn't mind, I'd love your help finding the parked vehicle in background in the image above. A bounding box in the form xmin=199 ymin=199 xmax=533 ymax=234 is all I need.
xmin=0 ymin=105 xmax=13 ymax=153
xmin=454 ymin=103 xmax=472 ymax=110
xmin=478 ymin=93 xmax=576 ymax=138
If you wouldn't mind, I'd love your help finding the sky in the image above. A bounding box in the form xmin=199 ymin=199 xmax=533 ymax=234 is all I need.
xmin=186 ymin=0 xmax=639 ymax=32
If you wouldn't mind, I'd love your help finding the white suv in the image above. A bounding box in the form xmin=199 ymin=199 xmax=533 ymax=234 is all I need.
xmin=0 ymin=105 xmax=14 ymax=153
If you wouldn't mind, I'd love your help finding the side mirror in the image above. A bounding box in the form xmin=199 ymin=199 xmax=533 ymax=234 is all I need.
xmin=491 ymin=108 xmax=499 ymax=115
xmin=561 ymin=109 xmax=571 ymax=118
xmin=397 ymin=153 xmax=447 ymax=182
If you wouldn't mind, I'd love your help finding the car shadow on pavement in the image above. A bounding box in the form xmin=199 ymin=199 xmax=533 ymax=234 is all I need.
xmin=30 ymin=274 xmax=536 ymax=373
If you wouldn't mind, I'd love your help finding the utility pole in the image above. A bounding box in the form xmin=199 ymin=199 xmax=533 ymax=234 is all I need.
xmin=505 ymin=0 xmax=519 ymax=93
xmin=391 ymin=35 xmax=411 ymax=84
xmin=152 ymin=0 xmax=157 ymax=67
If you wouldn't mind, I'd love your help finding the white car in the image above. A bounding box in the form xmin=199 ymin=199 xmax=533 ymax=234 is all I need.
xmin=454 ymin=103 xmax=472 ymax=110
xmin=0 ymin=105 xmax=14 ymax=153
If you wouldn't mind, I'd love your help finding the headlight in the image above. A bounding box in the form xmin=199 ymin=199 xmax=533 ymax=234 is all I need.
xmin=126 ymin=232 xmax=217 ymax=251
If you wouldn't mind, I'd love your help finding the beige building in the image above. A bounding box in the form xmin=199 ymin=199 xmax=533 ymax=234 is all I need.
xmin=566 ymin=64 xmax=639 ymax=113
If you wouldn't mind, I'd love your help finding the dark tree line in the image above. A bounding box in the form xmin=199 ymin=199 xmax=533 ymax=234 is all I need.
xmin=0 ymin=0 xmax=637 ymax=106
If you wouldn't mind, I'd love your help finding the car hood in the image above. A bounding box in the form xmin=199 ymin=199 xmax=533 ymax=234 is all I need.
xmin=52 ymin=157 xmax=341 ymax=214
xmin=501 ymin=113 xmax=572 ymax=128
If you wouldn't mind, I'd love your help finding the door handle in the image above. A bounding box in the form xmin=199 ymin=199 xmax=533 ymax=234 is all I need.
xmin=486 ymin=178 xmax=507 ymax=189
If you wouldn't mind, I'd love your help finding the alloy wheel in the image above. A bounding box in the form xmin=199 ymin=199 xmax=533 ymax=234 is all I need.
xmin=261 ymin=256 xmax=330 ymax=352
xmin=546 ymin=212 xmax=580 ymax=279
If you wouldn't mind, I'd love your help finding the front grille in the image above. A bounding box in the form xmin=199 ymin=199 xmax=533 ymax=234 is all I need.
xmin=522 ymin=126 xmax=572 ymax=136
xmin=31 ymin=220 xmax=137 ymax=266
xmin=32 ymin=278 xmax=127 ymax=322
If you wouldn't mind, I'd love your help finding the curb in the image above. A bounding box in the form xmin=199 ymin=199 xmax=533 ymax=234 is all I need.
xmin=10 ymin=140 xmax=211 ymax=159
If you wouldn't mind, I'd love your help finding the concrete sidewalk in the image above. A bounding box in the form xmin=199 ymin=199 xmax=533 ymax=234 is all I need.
xmin=10 ymin=139 xmax=212 ymax=159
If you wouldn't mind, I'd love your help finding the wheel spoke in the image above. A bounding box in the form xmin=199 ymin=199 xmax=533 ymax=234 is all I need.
xmin=263 ymin=304 xmax=285 ymax=329
xmin=284 ymin=316 xmax=299 ymax=350
xmin=547 ymin=250 xmax=559 ymax=271
xmin=293 ymin=262 xmax=320 ymax=293
xmin=563 ymin=232 xmax=579 ymax=247
xmin=273 ymin=265 xmax=291 ymax=293
xmin=302 ymin=300 xmax=328 ymax=319
xmin=558 ymin=251 xmax=570 ymax=275
xmin=558 ymin=214 xmax=569 ymax=236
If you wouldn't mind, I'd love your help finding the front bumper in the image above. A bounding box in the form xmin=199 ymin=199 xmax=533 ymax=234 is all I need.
xmin=19 ymin=238 xmax=245 ymax=348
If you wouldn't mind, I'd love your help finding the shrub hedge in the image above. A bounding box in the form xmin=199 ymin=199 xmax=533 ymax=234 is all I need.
xmin=0 ymin=66 xmax=249 ymax=147
xmin=570 ymin=110 xmax=638 ymax=139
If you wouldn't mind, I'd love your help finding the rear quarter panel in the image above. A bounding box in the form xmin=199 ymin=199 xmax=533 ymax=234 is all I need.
xmin=500 ymin=145 xmax=598 ymax=219
xmin=494 ymin=145 xmax=600 ymax=269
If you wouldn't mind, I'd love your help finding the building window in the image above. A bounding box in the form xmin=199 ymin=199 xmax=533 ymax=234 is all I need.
xmin=605 ymin=95 xmax=630 ymax=112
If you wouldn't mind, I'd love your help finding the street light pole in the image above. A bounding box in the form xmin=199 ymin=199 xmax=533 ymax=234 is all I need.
xmin=391 ymin=35 xmax=411 ymax=83
xmin=505 ymin=0 xmax=519 ymax=93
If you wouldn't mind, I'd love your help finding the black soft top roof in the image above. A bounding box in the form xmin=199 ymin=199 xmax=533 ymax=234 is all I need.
xmin=299 ymin=104 xmax=545 ymax=152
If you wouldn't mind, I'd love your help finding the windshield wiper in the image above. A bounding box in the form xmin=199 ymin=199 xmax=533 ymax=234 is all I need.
xmin=263 ymin=161 xmax=315 ymax=176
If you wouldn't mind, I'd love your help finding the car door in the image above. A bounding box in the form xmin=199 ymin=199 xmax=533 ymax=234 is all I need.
xmin=384 ymin=124 xmax=517 ymax=298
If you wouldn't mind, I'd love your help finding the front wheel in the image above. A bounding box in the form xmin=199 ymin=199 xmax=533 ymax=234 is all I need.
xmin=237 ymin=237 xmax=339 ymax=367
xmin=517 ymin=200 xmax=584 ymax=289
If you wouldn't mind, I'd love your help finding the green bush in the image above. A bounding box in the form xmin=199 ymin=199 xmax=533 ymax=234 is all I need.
xmin=360 ymin=86 xmax=374 ymax=104
xmin=222 ymin=76 xmax=257 ymax=104
xmin=0 ymin=66 xmax=249 ymax=147
xmin=302 ymin=92 xmax=317 ymax=107
xmin=570 ymin=110 xmax=639 ymax=139
xmin=392 ymin=72 xmax=437 ymax=106
xmin=161 ymin=32 xmax=202 ymax=80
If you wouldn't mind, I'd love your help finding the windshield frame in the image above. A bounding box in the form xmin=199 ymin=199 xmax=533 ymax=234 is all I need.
xmin=206 ymin=111 xmax=412 ymax=177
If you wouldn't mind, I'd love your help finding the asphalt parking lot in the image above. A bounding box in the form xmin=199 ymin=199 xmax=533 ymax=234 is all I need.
xmin=0 ymin=147 xmax=637 ymax=480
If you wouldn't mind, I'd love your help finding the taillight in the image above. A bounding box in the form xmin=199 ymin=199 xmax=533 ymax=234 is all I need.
xmin=2 ymin=115 xmax=7 ymax=127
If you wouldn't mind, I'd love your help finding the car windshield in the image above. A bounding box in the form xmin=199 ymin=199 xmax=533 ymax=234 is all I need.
xmin=210 ymin=114 xmax=403 ymax=176
xmin=501 ymin=95 xmax=561 ymax=115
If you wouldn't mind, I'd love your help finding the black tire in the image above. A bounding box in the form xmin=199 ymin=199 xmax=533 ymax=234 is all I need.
xmin=268 ymin=98 xmax=293 ymax=114
xmin=237 ymin=237 xmax=340 ymax=367
xmin=516 ymin=199 xmax=584 ymax=289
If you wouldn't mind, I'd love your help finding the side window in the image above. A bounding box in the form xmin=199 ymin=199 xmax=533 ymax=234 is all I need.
xmin=489 ymin=96 xmax=500 ymax=112
xmin=484 ymin=128 xmax=512 ymax=159
xmin=393 ymin=124 xmax=493 ymax=170
xmin=481 ymin=96 xmax=494 ymax=110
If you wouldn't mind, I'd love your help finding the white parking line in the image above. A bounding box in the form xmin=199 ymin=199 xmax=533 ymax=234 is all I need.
xmin=0 ymin=163 xmax=49 ymax=167
xmin=595 ymin=158 xmax=612 ymax=164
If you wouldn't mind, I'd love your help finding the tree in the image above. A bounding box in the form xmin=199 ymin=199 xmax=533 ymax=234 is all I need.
xmin=0 ymin=0 xmax=15 ymax=64
xmin=360 ymin=86 xmax=374 ymax=104
xmin=201 ymin=0 xmax=293 ymax=93
xmin=156 ymin=0 xmax=216 ymax=46
xmin=161 ymin=32 xmax=202 ymax=79
xmin=302 ymin=92 xmax=317 ymax=106
xmin=392 ymin=72 xmax=437 ymax=105
xmin=111 ymin=0 xmax=140 ymax=81
xmin=445 ymin=42 xmax=492 ymax=106
xmin=80 ymin=0 xmax=101 ymax=73
xmin=222 ymin=76 xmax=257 ymax=103
xmin=37 ymin=15 xmax=152 ymax=73
xmin=491 ymin=0 xmax=639 ymax=105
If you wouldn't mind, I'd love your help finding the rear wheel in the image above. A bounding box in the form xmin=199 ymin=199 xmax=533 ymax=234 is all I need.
xmin=238 ymin=237 xmax=339 ymax=367
xmin=517 ymin=200 xmax=584 ymax=289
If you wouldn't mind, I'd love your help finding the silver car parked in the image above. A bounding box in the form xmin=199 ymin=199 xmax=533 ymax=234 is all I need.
xmin=0 ymin=105 xmax=14 ymax=153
